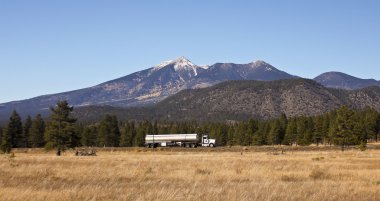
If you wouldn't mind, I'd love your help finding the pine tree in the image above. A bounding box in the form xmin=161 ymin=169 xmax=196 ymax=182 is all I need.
xmin=120 ymin=122 xmax=136 ymax=147
xmin=227 ymin=126 xmax=236 ymax=146
xmin=23 ymin=115 xmax=32 ymax=148
xmin=96 ymin=115 xmax=120 ymax=147
xmin=29 ymin=114 xmax=45 ymax=148
xmin=283 ymin=118 xmax=297 ymax=145
xmin=1 ymin=128 xmax=12 ymax=153
xmin=361 ymin=107 xmax=378 ymax=142
xmin=313 ymin=116 xmax=324 ymax=146
xmin=268 ymin=120 xmax=282 ymax=145
xmin=321 ymin=114 xmax=330 ymax=144
xmin=44 ymin=100 xmax=77 ymax=155
xmin=134 ymin=121 xmax=148 ymax=147
xmin=296 ymin=117 xmax=308 ymax=146
xmin=333 ymin=106 xmax=356 ymax=151
xmin=7 ymin=110 xmax=23 ymax=148
xmin=377 ymin=113 xmax=380 ymax=142
xmin=110 ymin=116 xmax=121 ymax=146
xmin=81 ymin=125 xmax=97 ymax=146
xmin=218 ymin=124 xmax=229 ymax=146
xmin=0 ymin=127 xmax=2 ymax=144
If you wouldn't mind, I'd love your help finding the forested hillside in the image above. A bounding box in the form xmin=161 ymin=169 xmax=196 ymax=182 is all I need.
xmin=73 ymin=79 xmax=380 ymax=122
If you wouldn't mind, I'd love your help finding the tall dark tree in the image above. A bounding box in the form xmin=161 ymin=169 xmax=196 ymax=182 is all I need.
xmin=81 ymin=125 xmax=97 ymax=146
xmin=29 ymin=114 xmax=45 ymax=148
xmin=120 ymin=122 xmax=136 ymax=147
xmin=268 ymin=120 xmax=282 ymax=145
xmin=96 ymin=115 xmax=120 ymax=147
xmin=332 ymin=106 xmax=357 ymax=151
xmin=283 ymin=118 xmax=297 ymax=145
xmin=361 ymin=107 xmax=378 ymax=142
xmin=0 ymin=127 xmax=2 ymax=144
xmin=296 ymin=117 xmax=310 ymax=146
xmin=321 ymin=114 xmax=330 ymax=144
xmin=134 ymin=121 xmax=151 ymax=147
xmin=44 ymin=101 xmax=77 ymax=155
xmin=23 ymin=116 xmax=32 ymax=148
xmin=6 ymin=110 xmax=23 ymax=148
xmin=313 ymin=116 xmax=324 ymax=146
xmin=1 ymin=128 xmax=12 ymax=153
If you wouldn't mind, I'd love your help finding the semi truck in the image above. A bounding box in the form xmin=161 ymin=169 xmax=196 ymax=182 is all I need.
xmin=145 ymin=133 xmax=216 ymax=148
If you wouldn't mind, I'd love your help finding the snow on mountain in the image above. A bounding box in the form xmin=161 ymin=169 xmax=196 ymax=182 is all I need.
xmin=0 ymin=57 xmax=297 ymax=120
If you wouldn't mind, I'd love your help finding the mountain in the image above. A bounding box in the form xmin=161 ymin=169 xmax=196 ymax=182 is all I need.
xmin=73 ymin=79 xmax=380 ymax=122
xmin=314 ymin=72 xmax=380 ymax=90
xmin=0 ymin=57 xmax=295 ymax=120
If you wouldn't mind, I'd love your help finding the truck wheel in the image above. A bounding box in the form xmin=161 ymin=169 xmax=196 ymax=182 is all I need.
xmin=191 ymin=144 xmax=196 ymax=148
xmin=185 ymin=144 xmax=190 ymax=148
xmin=209 ymin=143 xmax=214 ymax=147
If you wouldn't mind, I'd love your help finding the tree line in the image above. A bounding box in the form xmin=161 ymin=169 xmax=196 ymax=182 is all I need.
xmin=1 ymin=101 xmax=379 ymax=154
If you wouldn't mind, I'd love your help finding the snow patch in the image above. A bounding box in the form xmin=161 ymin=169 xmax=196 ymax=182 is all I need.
xmin=153 ymin=56 xmax=199 ymax=76
xmin=199 ymin=65 xmax=210 ymax=69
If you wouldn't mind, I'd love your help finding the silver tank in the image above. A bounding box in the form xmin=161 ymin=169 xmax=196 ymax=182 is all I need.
xmin=145 ymin=134 xmax=199 ymax=143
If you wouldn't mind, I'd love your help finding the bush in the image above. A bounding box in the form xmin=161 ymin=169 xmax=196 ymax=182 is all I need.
xmin=309 ymin=168 xmax=328 ymax=180
xmin=358 ymin=142 xmax=367 ymax=151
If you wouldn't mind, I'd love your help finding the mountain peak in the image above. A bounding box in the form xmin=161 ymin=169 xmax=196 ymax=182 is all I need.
xmin=172 ymin=56 xmax=196 ymax=70
xmin=249 ymin=60 xmax=276 ymax=71
xmin=174 ymin=56 xmax=190 ymax=62
xmin=250 ymin=60 xmax=271 ymax=66
xmin=153 ymin=56 xmax=196 ymax=71
xmin=314 ymin=71 xmax=380 ymax=90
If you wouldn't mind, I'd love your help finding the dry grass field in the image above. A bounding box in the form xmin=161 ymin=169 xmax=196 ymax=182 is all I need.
xmin=1 ymin=147 xmax=380 ymax=201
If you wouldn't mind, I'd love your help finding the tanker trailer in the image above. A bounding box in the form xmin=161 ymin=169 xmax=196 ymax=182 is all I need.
xmin=145 ymin=133 xmax=216 ymax=148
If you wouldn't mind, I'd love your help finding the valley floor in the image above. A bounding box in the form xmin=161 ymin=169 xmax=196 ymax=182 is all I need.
xmin=1 ymin=146 xmax=380 ymax=201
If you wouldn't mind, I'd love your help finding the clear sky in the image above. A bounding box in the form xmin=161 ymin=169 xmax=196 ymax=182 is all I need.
xmin=1 ymin=0 xmax=379 ymax=103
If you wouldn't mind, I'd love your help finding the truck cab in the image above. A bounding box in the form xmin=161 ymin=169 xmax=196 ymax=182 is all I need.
xmin=201 ymin=134 xmax=216 ymax=147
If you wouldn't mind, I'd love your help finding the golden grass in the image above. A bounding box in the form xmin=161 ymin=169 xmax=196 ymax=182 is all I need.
xmin=1 ymin=148 xmax=380 ymax=201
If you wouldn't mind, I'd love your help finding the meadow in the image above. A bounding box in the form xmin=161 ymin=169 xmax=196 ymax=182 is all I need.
xmin=1 ymin=146 xmax=380 ymax=201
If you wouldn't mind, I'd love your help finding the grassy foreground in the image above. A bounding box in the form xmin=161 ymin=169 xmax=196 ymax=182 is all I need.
xmin=1 ymin=147 xmax=380 ymax=201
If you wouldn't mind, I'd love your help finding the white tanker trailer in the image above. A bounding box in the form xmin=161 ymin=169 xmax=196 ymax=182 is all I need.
xmin=145 ymin=134 xmax=216 ymax=148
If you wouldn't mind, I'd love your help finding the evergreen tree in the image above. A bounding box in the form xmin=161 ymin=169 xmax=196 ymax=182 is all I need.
xmin=321 ymin=114 xmax=330 ymax=144
xmin=283 ymin=118 xmax=297 ymax=145
xmin=44 ymin=100 xmax=77 ymax=155
xmin=1 ymin=128 xmax=12 ymax=153
xmin=313 ymin=116 xmax=324 ymax=146
xmin=119 ymin=122 xmax=136 ymax=147
xmin=296 ymin=117 xmax=311 ymax=146
xmin=235 ymin=123 xmax=249 ymax=145
xmin=361 ymin=107 xmax=378 ymax=142
xmin=0 ymin=127 xmax=2 ymax=145
xmin=218 ymin=124 xmax=229 ymax=146
xmin=332 ymin=106 xmax=357 ymax=151
xmin=7 ymin=110 xmax=23 ymax=148
xmin=268 ymin=120 xmax=282 ymax=145
xmin=227 ymin=126 xmax=236 ymax=146
xmin=81 ymin=125 xmax=97 ymax=146
xmin=377 ymin=113 xmax=380 ymax=142
xmin=96 ymin=115 xmax=120 ymax=147
xmin=29 ymin=114 xmax=45 ymax=148
xmin=134 ymin=121 xmax=149 ymax=147
xmin=23 ymin=115 xmax=32 ymax=148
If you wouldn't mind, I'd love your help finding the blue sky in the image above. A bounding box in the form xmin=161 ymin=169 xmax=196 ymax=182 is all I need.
xmin=1 ymin=0 xmax=379 ymax=103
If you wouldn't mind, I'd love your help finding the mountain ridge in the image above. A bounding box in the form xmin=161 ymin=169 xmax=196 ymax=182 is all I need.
xmin=72 ymin=78 xmax=380 ymax=122
xmin=1 ymin=57 xmax=379 ymax=121
xmin=314 ymin=71 xmax=380 ymax=90
xmin=0 ymin=57 xmax=295 ymax=120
